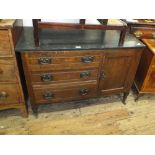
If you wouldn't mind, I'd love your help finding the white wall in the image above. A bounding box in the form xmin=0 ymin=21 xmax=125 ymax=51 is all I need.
xmin=22 ymin=19 xmax=99 ymax=26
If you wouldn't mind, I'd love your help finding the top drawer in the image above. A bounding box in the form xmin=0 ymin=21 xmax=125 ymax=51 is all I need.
xmin=131 ymin=27 xmax=155 ymax=39
xmin=0 ymin=30 xmax=12 ymax=56
xmin=25 ymin=51 xmax=103 ymax=71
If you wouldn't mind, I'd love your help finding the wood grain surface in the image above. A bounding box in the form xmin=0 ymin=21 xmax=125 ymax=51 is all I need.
xmin=0 ymin=89 xmax=155 ymax=134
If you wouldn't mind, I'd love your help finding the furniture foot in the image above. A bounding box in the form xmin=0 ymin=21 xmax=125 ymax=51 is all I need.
xmin=32 ymin=105 xmax=38 ymax=118
xmin=20 ymin=106 xmax=28 ymax=118
xmin=135 ymin=93 xmax=143 ymax=102
xmin=122 ymin=92 xmax=129 ymax=104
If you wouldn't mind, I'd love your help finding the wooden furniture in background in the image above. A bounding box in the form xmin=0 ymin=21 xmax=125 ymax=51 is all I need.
xmin=134 ymin=39 xmax=155 ymax=100
xmin=32 ymin=19 xmax=127 ymax=47
xmin=0 ymin=19 xmax=27 ymax=117
xmin=123 ymin=19 xmax=155 ymax=100
xmin=122 ymin=19 xmax=155 ymax=39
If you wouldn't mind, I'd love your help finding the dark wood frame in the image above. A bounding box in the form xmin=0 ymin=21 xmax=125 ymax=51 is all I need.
xmin=32 ymin=19 xmax=127 ymax=47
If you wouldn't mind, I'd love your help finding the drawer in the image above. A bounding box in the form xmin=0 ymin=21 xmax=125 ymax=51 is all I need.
xmin=0 ymin=30 xmax=12 ymax=56
xmin=0 ymin=58 xmax=17 ymax=82
xmin=31 ymin=69 xmax=98 ymax=84
xmin=131 ymin=27 xmax=155 ymax=39
xmin=25 ymin=51 xmax=102 ymax=71
xmin=33 ymin=81 xmax=98 ymax=104
xmin=143 ymin=67 xmax=155 ymax=90
xmin=0 ymin=84 xmax=20 ymax=105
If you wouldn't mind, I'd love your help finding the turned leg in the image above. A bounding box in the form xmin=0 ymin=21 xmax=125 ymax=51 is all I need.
xmin=122 ymin=92 xmax=129 ymax=104
xmin=20 ymin=105 xmax=28 ymax=118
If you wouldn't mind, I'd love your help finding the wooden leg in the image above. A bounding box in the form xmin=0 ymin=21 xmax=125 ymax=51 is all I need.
xmin=31 ymin=105 xmax=38 ymax=117
xmin=135 ymin=93 xmax=143 ymax=102
xmin=20 ymin=105 xmax=28 ymax=118
xmin=122 ymin=92 xmax=129 ymax=104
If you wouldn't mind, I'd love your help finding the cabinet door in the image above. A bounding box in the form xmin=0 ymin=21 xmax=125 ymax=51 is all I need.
xmin=99 ymin=49 xmax=142 ymax=95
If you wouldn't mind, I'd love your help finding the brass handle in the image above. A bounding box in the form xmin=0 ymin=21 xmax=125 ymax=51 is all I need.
xmin=134 ymin=31 xmax=143 ymax=38
xmin=152 ymin=32 xmax=155 ymax=38
xmin=80 ymin=71 xmax=91 ymax=78
xmin=0 ymin=91 xmax=8 ymax=100
xmin=43 ymin=92 xmax=54 ymax=100
xmin=101 ymin=72 xmax=106 ymax=80
xmin=79 ymin=88 xmax=89 ymax=96
xmin=38 ymin=57 xmax=52 ymax=64
xmin=41 ymin=74 xmax=53 ymax=82
xmin=81 ymin=56 xmax=95 ymax=63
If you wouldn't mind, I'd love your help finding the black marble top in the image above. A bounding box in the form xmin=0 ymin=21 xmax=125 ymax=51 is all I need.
xmin=15 ymin=27 xmax=145 ymax=52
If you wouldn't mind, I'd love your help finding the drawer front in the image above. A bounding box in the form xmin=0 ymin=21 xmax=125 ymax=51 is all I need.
xmin=31 ymin=69 xmax=98 ymax=84
xmin=131 ymin=27 xmax=155 ymax=39
xmin=0 ymin=84 xmax=20 ymax=104
xmin=0 ymin=58 xmax=17 ymax=82
xmin=0 ymin=30 xmax=12 ymax=56
xmin=25 ymin=51 xmax=102 ymax=71
xmin=143 ymin=67 xmax=155 ymax=90
xmin=33 ymin=82 xmax=97 ymax=104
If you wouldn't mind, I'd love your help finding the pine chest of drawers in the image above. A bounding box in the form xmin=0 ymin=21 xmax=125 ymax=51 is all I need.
xmin=0 ymin=20 xmax=27 ymax=117
xmin=134 ymin=39 xmax=155 ymax=100
xmin=16 ymin=28 xmax=145 ymax=115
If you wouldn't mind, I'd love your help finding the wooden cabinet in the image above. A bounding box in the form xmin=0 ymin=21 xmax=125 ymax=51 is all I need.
xmin=134 ymin=39 xmax=155 ymax=100
xmin=22 ymin=48 xmax=143 ymax=114
xmin=0 ymin=20 xmax=27 ymax=117
xmin=122 ymin=19 xmax=155 ymax=100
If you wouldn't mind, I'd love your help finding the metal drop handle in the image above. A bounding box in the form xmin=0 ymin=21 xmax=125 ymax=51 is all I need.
xmin=80 ymin=71 xmax=91 ymax=78
xmin=38 ymin=57 xmax=52 ymax=64
xmin=41 ymin=74 xmax=53 ymax=82
xmin=79 ymin=88 xmax=89 ymax=96
xmin=43 ymin=92 xmax=54 ymax=100
xmin=81 ymin=56 xmax=95 ymax=63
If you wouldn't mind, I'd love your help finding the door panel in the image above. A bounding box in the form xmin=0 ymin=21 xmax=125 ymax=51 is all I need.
xmin=99 ymin=49 xmax=140 ymax=95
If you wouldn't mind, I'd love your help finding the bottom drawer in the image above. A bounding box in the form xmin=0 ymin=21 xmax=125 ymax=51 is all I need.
xmin=0 ymin=84 xmax=20 ymax=105
xmin=33 ymin=82 xmax=97 ymax=104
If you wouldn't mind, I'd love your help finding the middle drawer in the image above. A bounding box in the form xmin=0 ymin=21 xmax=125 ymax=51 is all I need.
xmin=30 ymin=69 xmax=98 ymax=84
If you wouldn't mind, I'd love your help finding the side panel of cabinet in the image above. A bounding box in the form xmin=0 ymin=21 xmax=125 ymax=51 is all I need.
xmin=99 ymin=49 xmax=143 ymax=95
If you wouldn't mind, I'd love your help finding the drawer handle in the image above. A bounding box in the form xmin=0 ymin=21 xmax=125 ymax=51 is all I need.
xmin=79 ymin=88 xmax=89 ymax=96
xmin=134 ymin=31 xmax=143 ymax=38
xmin=101 ymin=72 xmax=107 ymax=80
xmin=80 ymin=71 xmax=91 ymax=78
xmin=81 ymin=56 xmax=95 ymax=63
xmin=38 ymin=57 xmax=52 ymax=64
xmin=41 ymin=74 xmax=53 ymax=82
xmin=0 ymin=91 xmax=8 ymax=100
xmin=43 ymin=92 xmax=54 ymax=100
xmin=152 ymin=33 xmax=155 ymax=38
